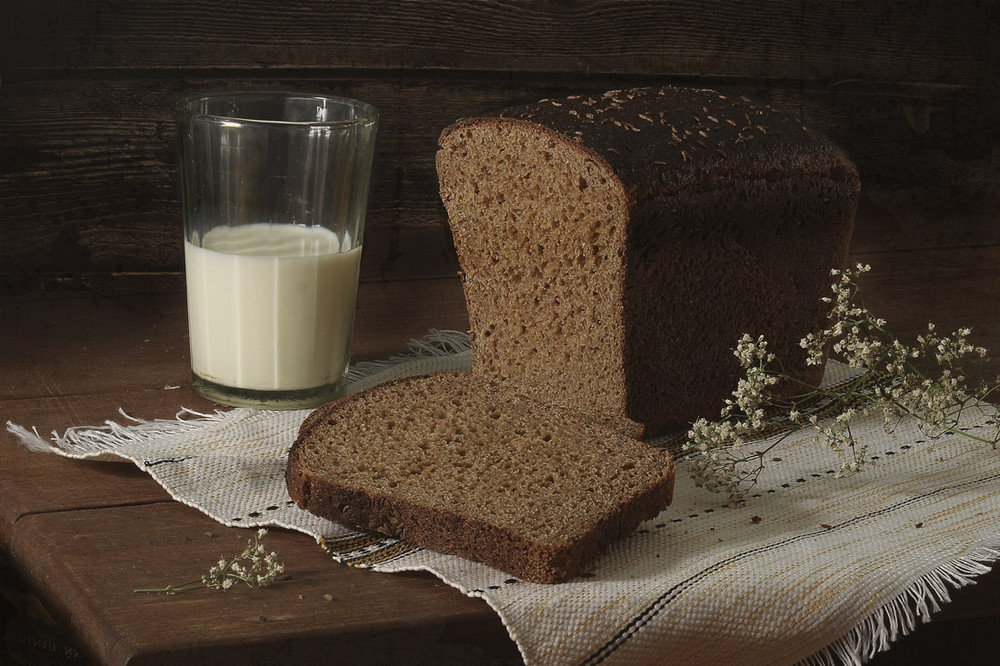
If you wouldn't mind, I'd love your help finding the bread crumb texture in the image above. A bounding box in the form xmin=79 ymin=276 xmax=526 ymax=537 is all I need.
xmin=438 ymin=117 xmax=631 ymax=421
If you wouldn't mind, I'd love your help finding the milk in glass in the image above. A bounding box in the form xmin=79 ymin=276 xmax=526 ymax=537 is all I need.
xmin=184 ymin=223 xmax=362 ymax=392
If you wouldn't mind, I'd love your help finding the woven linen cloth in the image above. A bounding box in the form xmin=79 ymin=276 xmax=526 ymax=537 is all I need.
xmin=8 ymin=330 xmax=1000 ymax=666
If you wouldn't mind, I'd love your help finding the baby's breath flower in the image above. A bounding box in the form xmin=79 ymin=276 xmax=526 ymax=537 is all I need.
xmin=135 ymin=529 xmax=285 ymax=595
xmin=683 ymin=262 xmax=1000 ymax=502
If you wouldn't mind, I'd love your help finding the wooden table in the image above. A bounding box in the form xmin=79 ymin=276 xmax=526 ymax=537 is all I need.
xmin=3 ymin=230 xmax=1000 ymax=665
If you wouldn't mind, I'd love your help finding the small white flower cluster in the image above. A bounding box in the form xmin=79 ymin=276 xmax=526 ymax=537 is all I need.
xmin=203 ymin=529 xmax=285 ymax=591
xmin=810 ymin=408 xmax=868 ymax=478
xmin=729 ymin=334 xmax=780 ymax=429
xmin=806 ymin=266 xmax=990 ymax=443
xmin=135 ymin=528 xmax=285 ymax=595
xmin=686 ymin=335 xmax=781 ymax=497
xmin=684 ymin=263 xmax=999 ymax=502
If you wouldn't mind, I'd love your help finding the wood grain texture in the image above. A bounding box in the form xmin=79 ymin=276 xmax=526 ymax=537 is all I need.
xmin=0 ymin=76 xmax=461 ymax=285
xmin=0 ymin=433 xmax=172 ymax=547
xmin=3 ymin=74 xmax=997 ymax=291
xmin=3 ymin=1 xmax=998 ymax=293
xmin=3 ymin=0 xmax=997 ymax=84
xmin=8 ymin=502 xmax=520 ymax=665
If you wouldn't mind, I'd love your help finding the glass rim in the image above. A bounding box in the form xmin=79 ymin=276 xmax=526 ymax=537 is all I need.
xmin=175 ymin=90 xmax=379 ymax=128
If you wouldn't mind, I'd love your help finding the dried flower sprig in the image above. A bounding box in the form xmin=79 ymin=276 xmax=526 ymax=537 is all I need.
xmin=684 ymin=263 xmax=999 ymax=502
xmin=135 ymin=528 xmax=284 ymax=594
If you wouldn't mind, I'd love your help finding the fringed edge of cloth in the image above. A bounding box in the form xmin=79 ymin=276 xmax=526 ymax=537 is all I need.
xmin=799 ymin=542 xmax=1000 ymax=666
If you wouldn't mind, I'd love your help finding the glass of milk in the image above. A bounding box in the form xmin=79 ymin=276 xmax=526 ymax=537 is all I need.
xmin=176 ymin=91 xmax=378 ymax=408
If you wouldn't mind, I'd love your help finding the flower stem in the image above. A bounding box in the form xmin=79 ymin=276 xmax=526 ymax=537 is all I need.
xmin=133 ymin=579 xmax=204 ymax=594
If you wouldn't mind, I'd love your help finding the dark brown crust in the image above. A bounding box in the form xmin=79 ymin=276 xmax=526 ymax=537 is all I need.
xmin=286 ymin=447 xmax=674 ymax=584
xmin=493 ymin=86 xmax=858 ymax=202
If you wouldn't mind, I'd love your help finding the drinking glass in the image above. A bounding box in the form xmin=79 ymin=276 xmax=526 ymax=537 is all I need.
xmin=176 ymin=91 xmax=378 ymax=408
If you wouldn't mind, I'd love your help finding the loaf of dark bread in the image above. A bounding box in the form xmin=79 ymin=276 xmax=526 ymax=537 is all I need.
xmin=436 ymin=86 xmax=859 ymax=436
xmin=286 ymin=373 xmax=675 ymax=583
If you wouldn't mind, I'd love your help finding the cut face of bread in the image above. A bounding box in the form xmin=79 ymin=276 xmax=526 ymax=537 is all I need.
xmin=437 ymin=119 xmax=633 ymax=431
xmin=286 ymin=373 xmax=675 ymax=583
xmin=437 ymin=86 xmax=859 ymax=436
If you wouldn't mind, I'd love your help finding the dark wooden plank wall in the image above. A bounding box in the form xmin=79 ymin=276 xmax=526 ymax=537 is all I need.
xmin=2 ymin=0 xmax=998 ymax=295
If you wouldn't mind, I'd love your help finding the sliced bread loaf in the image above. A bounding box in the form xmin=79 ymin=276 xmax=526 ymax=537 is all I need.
xmin=286 ymin=372 xmax=675 ymax=583
xmin=436 ymin=85 xmax=859 ymax=436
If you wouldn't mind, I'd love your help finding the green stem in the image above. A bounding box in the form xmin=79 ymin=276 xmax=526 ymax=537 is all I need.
xmin=134 ymin=579 xmax=205 ymax=594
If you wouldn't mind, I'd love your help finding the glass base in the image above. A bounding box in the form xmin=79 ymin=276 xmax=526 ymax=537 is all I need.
xmin=191 ymin=373 xmax=348 ymax=410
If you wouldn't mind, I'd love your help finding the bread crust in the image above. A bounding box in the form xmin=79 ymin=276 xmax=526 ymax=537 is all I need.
xmin=286 ymin=447 xmax=674 ymax=584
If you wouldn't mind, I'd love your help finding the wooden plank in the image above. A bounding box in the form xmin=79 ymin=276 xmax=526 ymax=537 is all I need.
xmin=3 ymin=75 xmax=998 ymax=291
xmin=8 ymin=502 xmax=521 ymax=665
xmin=847 ymin=244 xmax=1000 ymax=394
xmin=867 ymin=608 xmax=1000 ymax=665
xmin=350 ymin=276 xmax=470 ymax=361
xmin=1 ymin=294 xmax=195 ymax=402
xmin=0 ymin=429 xmax=172 ymax=548
xmin=3 ymin=0 xmax=997 ymax=84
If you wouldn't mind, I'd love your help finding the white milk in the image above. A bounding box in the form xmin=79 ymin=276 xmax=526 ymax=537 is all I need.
xmin=184 ymin=223 xmax=362 ymax=391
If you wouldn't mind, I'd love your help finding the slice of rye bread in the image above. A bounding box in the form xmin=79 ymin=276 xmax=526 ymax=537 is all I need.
xmin=286 ymin=372 xmax=675 ymax=584
xmin=436 ymin=85 xmax=859 ymax=437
